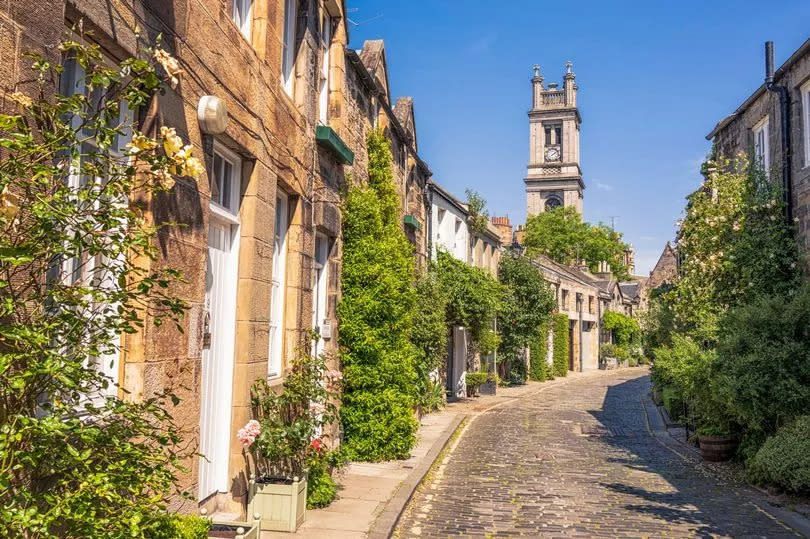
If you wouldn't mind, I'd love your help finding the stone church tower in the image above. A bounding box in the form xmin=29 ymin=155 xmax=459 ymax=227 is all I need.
xmin=525 ymin=62 xmax=584 ymax=216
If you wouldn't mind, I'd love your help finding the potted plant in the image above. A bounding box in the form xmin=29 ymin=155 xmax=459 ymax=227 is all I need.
xmin=697 ymin=423 xmax=739 ymax=462
xmin=465 ymin=372 xmax=489 ymax=397
xmin=478 ymin=370 xmax=498 ymax=395
xmin=238 ymin=352 xmax=341 ymax=532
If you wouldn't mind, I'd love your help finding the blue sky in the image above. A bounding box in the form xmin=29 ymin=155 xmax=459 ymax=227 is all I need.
xmin=346 ymin=1 xmax=810 ymax=274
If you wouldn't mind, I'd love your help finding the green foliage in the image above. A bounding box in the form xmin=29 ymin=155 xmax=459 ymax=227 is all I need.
xmin=497 ymin=253 xmax=555 ymax=372
xmin=640 ymin=285 xmax=676 ymax=355
xmin=602 ymin=311 xmax=640 ymax=346
xmin=248 ymin=352 xmax=340 ymax=478
xmin=748 ymin=416 xmax=810 ymax=493
xmin=0 ymin=39 xmax=198 ymax=537
xmin=524 ymin=206 xmax=631 ymax=280
xmin=339 ymin=129 xmax=419 ymax=461
xmin=652 ymin=335 xmax=732 ymax=434
xmin=529 ymin=321 xmax=552 ymax=381
xmin=169 ymin=514 xmax=211 ymax=539
xmin=305 ymin=452 xmax=338 ymax=509
xmin=600 ymin=343 xmax=628 ymax=361
xmin=551 ymin=314 xmax=569 ymax=377
xmin=671 ymin=156 xmax=799 ymax=343
xmin=714 ymin=284 xmax=810 ymax=456
xmin=465 ymin=189 xmax=490 ymax=235
xmin=661 ymin=386 xmax=685 ymax=422
xmin=411 ymin=272 xmax=448 ymax=409
xmin=465 ymin=372 xmax=489 ymax=396
xmin=435 ymin=250 xmax=502 ymax=344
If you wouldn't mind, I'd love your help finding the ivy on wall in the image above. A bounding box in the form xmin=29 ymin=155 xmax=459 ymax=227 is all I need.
xmin=529 ymin=320 xmax=552 ymax=381
xmin=552 ymin=313 xmax=570 ymax=377
xmin=602 ymin=310 xmax=640 ymax=346
xmin=434 ymin=250 xmax=502 ymax=346
xmin=338 ymin=130 xmax=419 ymax=461
xmin=497 ymin=252 xmax=555 ymax=382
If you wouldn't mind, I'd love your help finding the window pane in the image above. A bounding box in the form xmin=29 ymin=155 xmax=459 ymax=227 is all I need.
xmin=222 ymin=160 xmax=232 ymax=210
xmin=212 ymin=153 xmax=223 ymax=204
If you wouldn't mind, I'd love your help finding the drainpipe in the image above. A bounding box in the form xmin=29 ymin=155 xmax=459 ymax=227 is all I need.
xmin=765 ymin=41 xmax=793 ymax=223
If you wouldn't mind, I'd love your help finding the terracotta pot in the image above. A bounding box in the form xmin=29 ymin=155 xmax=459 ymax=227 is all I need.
xmin=698 ymin=434 xmax=738 ymax=462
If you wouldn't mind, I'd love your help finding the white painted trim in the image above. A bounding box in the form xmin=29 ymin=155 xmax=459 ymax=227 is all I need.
xmin=312 ymin=233 xmax=329 ymax=358
xmin=802 ymin=79 xmax=810 ymax=169
xmin=268 ymin=191 xmax=289 ymax=379
xmin=281 ymin=0 xmax=297 ymax=97
xmin=753 ymin=116 xmax=770 ymax=175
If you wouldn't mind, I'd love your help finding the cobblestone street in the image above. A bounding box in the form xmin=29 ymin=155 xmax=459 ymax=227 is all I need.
xmin=395 ymin=370 xmax=798 ymax=538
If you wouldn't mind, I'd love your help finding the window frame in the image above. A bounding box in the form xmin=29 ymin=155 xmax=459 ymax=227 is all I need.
xmin=60 ymin=48 xmax=134 ymax=400
xmin=312 ymin=233 xmax=330 ymax=357
xmin=268 ymin=190 xmax=289 ymax=379
xmin=210 ymin=142 xmax=242 ymax=220
xmin=281 ymin=0 xmax=298 ymax=96
xmin=752 ymin=116 xmax=770 ymax=175
xmin=232 ymin=0 xmax=253 ymax=40
xmin=318 ymin=14 xmax=333 ymax=124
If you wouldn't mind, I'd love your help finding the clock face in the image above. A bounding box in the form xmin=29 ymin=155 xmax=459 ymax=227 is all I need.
xmin=545 ymin=147 xmax=560 ymax=161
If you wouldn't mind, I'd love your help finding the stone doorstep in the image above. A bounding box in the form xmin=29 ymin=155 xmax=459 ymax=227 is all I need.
xmin=645 ymin=391 xmax=810 ymax=538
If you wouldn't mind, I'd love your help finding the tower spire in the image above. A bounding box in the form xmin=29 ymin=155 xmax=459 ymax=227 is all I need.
xmin=531 ymin=64 xmax=543 ymax=109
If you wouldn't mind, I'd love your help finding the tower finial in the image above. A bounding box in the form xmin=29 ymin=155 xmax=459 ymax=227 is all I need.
xmin=533 ymin=64 xmax=540 ymax=78
xmin=566 ymin=61 xmax=573 ymax=74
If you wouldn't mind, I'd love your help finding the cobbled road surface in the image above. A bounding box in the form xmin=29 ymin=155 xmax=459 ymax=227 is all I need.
xmin=395 ymin=370 xmax=797 ymax=538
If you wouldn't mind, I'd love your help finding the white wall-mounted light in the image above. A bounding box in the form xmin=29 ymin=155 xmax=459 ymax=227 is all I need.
xmin=197 ymin=96 xmax=229 ymax=135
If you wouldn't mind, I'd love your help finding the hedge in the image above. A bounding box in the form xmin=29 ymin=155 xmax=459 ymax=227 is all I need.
xmin=552 ymin=313 xmax=569 ymax=377
xmin=748 ymin=415 xmax=810 ymax=493
xmin=529 ymin=321 xmax=552 ymax=381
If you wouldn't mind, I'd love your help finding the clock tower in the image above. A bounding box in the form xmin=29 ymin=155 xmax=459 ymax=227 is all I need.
xmin=525 ymin=62 xmax=584 ymax=216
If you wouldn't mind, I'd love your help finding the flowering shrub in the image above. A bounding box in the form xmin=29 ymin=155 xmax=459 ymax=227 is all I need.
xmin=244 ymin=351 xmax=340 ymax=480
xmin=0 ymin=38 xmax=198 ymax=537
xmin=669 ymin=155 xmax=798 ymax=343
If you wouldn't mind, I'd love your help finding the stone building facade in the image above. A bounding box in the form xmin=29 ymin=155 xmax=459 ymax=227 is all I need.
xmin=707 ymin=38 xmax=810 ymax=266
xmin=1 ymin=0 xmax=437 ymax=517
xmin=525 ymin=63 xmax=584 ymax=216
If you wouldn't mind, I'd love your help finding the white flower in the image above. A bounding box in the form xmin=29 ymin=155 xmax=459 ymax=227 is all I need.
xmin=182 ymin=156 xmax=204 ymax=179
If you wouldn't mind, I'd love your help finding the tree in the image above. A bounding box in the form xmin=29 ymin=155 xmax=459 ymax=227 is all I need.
xmin=0 ymin=39 xmax=199 ymax=536
xmin=523 ymin=206 xmax=631 ymax=280
xmin=338 ymin=129 xmax=419 ymax=461
xmin=465 ymin=189 xmax=489 ymax=235
xmin=497 ymin=252 xmax=555 ymax=382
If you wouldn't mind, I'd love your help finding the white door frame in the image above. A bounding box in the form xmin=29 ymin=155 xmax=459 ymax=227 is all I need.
xmin=199 ymin=143 xmax=241 ymax=501
xmin=312 ymin=233 xmax=329 ymax=358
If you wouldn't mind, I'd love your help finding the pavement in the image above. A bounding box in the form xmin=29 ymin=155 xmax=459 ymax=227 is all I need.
xmin=394 ymin=368 xmax=808 ymax=538
xmin=262 ymin=369 xmax=611 ymax=538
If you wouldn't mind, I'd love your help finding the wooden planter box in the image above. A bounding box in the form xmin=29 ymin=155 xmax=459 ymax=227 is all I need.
xmin=478 ymin=379 xmax=497 ymax=395
xmin=208 ymin=519 xmax=259 ymax=539
xmin=248 ymin=475 xmax=307 ymax=532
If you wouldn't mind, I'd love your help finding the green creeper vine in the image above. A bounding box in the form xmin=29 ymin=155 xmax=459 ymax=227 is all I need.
xmin=338 ymin=129 xmax=419 ymax=461
xmin=552 ymin=313 xmax=569 ymax=377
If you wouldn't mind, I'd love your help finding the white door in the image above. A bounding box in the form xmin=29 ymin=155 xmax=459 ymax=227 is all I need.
xmin=199 ymin=220 xmax=239 ymax=500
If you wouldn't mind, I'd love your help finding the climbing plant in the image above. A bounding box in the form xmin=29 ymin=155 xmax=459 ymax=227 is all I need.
xmin=338 ymin=129 xmax=419 ymax=461
xmin=529 ymin=320 xmax=552 ymax=381
xmin=411 ymin=271 xmax=449 ymax=411
xmin=602 ymin=311 xmax=640 ymax=346
xmin=0 ymin=39 xmax=199 ymax=537
xmin=434 ymin=250 xmax=502 ymax=346
xmin=497 ymin=252 xmax=555 ymax=382
xmin=552 ymin=313 xmax=570 ymax=377
xmin=465 ymin=189 xmax=489 ymax=235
